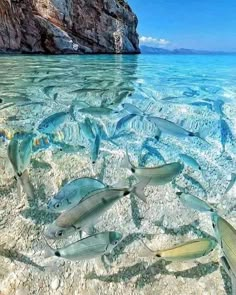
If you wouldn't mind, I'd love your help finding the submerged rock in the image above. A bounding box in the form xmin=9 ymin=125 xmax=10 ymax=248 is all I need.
xmin=0 ymin=0 xmax=140 ymax=54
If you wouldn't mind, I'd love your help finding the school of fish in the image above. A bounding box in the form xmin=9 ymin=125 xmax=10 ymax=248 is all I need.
xmin=1 ymin=87 xmax=236 ymax=294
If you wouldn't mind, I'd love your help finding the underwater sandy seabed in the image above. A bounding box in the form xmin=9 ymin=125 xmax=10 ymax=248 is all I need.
xmin=0 ymin=54 xmax=236 ymax=294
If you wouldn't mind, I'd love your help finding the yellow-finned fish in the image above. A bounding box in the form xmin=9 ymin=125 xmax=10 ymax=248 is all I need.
xmin=212 ymin=213 xmax=236 ymax=276
xmin=141 ymin=238 xmax=217 ymax=261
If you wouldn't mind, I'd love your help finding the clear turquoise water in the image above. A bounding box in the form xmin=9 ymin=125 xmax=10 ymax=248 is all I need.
xmin=1 ymin=54 xmax=236 ymax=293
xmin=1 ymin=54 xmax=236 ymax=181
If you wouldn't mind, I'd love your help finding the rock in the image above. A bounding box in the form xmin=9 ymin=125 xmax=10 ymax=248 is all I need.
xmin=51 ymin=278 xmax=60 ymax=290
xmin=0 ymin=0 xmax=139 ymax=54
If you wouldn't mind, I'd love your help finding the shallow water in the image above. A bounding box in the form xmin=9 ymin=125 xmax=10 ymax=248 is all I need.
xmin=0 ymin=54 xmax=236 ymax=295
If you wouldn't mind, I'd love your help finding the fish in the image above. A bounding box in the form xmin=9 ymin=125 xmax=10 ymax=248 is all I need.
xmin=183 ymin=174 xmax=207 ymax=196
xmin=55 ymin=143 xmax=85 ymax=154
xmin=7 ymin=138 xmax=22 ymax=175
xmin=219 ymin=119 xmax=234 ymax=152
xmin=183 ymin=88 xmax=200 ymax=97
xmin=44 ymin=180 xmax=148 ymax=239
xmin=147 ymin=116 xmax=208 ymax=143
xmin=141 ymin=238 xmax=217 ymax=261
xmin=225 ymin=173 xmax=236 ymax=194
xmin=7 ymin=134 xmax=34 ymax=197
xmin=179 ymin=154 xmax=201 ymax=171
xmin=37 ymin=105 xmax=75 ymax=134
xmin=114 ymin=114 xmax=137 ymax=134
xmin=43 ymin=86 xmax=57 ymax=98
xmin=44 ymin=231 xmax=122 ymax=261
xmin=78 ymin=107 xmax=117 ymax=116
xmin=8 ymin=133 xmax=33 ymax=176
xmin=211 ymin=213 xmax=236 ymax=276
xmin=189 ymin=101 xmax=213 ymax=110
xmin=47 ymin=177 xmax=106 ymax=212
xmin=122 ymin=149 xmax=183 ymax=186
xmin=142 ymin=143 xmax=166 ymax=164
xmin=91 ymin=134 xmax=101 ymax=164
xmin=19 ymin=134 xmax=34 ymax=172
xmin=80 ymin=118 xmax=95 ymax=142
xmin=18 ymin=169 xmax=34 ymax=198
xmin=122 ymin=103 xmax=144 ymax=116
xmin=213 ymin=99 xmax=225 ymax=118
xmin=176 ymin=192 xmax=213 ymax=213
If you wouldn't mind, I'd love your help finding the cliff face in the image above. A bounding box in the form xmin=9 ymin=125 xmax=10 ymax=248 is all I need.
xmin=0 ymin=0 xmax=140 ymax=54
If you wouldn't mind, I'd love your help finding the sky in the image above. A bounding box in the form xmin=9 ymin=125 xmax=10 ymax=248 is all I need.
xmin=128 ymin=0 xmax=236 ymax=51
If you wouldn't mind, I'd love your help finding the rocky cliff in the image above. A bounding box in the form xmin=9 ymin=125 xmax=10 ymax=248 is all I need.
xmin=0 ymin=0 xmax=139 ymax=54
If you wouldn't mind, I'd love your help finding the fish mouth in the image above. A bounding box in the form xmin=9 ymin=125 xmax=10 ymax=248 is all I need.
xmin=43 ymin=227 xmax=57 ymax=240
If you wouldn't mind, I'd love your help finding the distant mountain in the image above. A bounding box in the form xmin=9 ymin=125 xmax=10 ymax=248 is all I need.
xmin=140 ymin=45 xmax=234 ymax=54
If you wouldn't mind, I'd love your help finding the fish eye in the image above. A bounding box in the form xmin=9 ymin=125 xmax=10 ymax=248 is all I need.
xmin=56 ymin=230 xmax=64 ymax=237
xmin=112 ymin=240 xmax=119 ymax=246
xmin=54 ymin=203 xmax=61 ymax=209
xmin=212 ymin=222 xmax=216 ymax=228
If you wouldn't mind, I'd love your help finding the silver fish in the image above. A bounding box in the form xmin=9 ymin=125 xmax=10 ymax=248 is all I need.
xmin=176 ymin=192 xmax=213 ymax=213
xmin=38 ymin=106 xmax=75 ymax=134
xmin=44 ymin=231 xmax=122 ymax=261
xmin=8 ymin=134 xmax=33 ymax=176
xmin=7 ymin=134 xmax=34 ymax=197
xmin=80 ymin=118 xmax=95 ymax=142
xmin=147 ymin=116 xmax=207 ymax=143
xmin=8 ymin=138 xmax=22 ymax=175
xmin=183 ymin=174 xmax=207 ymax=196
xmin=114 ymin=114 xmax=137 ymax=134
xmin=142 ymin=143 xmax=166 ymax=164
xmin=91 ymin=134 xmax=101 ymax=164
xmin=122 ymin=103 xmax=144 ymax=116
xmin=78 ymin=107 xmax=116 ymax=116
xmin=47 ymin=177 xmax=106 ymax=212
xmin=122 ymin=150 xmax=183 ymax=185
xmin=44 ymin=181 xmax=147 ymax=240
xmin=179 ymin=154 xmax=201 ymax=171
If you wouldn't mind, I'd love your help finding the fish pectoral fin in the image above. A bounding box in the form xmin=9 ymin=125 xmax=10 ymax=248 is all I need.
xmin=66 ymin=198 xmax=72 ymax=205
xmin=138 ymin=239 xmax=156 ymax=258
xmin=85 ymin=225 xmax=96 ymax=235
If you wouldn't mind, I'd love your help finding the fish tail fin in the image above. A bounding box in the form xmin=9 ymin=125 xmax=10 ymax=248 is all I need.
xmin=132 ymin=179 xmax=150 ymax=203
xmin=20 ymin=170 xmax=34 ymax=198
xmin=138 ymin=239 xmax=157 ymax=257
xmin=120 ymin=147 xmax=133 ymax=170
xmin=112 ymin=179 xmax=129 ymax=189
xmin=200 ymin=168 xmax=208 ymax=182
xmin=43 ymin=235 xmax=54 ymax=259
xmin=194 ymin=131 xmax=210 ymax=145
